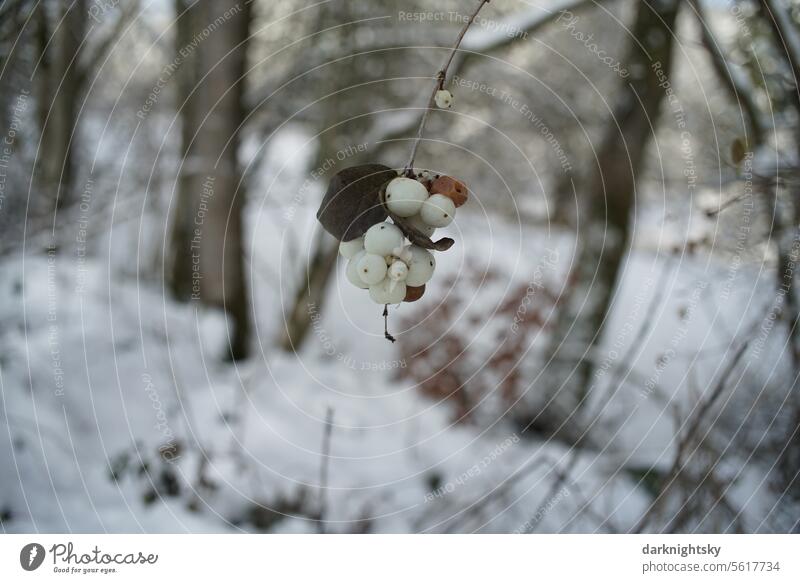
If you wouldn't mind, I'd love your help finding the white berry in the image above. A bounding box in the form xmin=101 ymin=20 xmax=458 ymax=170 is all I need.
xmin=338 ymin=236 xmax=363 ymax=259
xmin=405 ymin=246 xmax=436 ymax=287
xmin=388 ymin=260 xmax=408 ymax=282
xmin=356 ymin=253 xmax=388 ymax=285
xmin=420 ymin=194 xmax=456 ymax=228
xmin=435 ymin=89 xmax=453 ymax=109
xmin=346 ymin=251 xmax=370 ymax=289
xmin=369 ymin=278 xmax=406 ymax=305
xmin=407 ymin=213 xmax=436 ymax=237
xmin=364 ymin=222 xmax=404 ymax=256
xmin=392 ymin=244 xmax=413 ymax=265
xmin=385 ymin=177 xmax=429 ymax=217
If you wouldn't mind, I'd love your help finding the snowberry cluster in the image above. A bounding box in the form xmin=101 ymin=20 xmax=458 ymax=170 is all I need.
xmin=339 ymin=172 xmax=467 ymax=305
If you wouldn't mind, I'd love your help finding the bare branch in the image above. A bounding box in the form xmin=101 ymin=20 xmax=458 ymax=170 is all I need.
xmin=634 ymin=337 xmax=751 ymax=532
xmin=77 ymin=0 xmax=141 ymax=90
xmin=689 ymin=0 xmax=764 ymax=146
xmin=317 ymin=407 xmax=335 ymax=534
xmin=403 ymin=0 xmax=491 ymax=173
xmin=759 ymin=0 xmax=800 ymax=119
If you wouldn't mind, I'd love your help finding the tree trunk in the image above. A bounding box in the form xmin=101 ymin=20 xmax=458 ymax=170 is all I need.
xmin=33 ymin=3 xmax=51 ymax=136
xmin=525 ymin=0 xmax=681 ymax=443
xmin=168 ymin=0 xmax=252 ymax=360
xmin=756 ymin=0 xmax=800 ymax=368
xmin=38 ymin=0 xmax=86 ymax=208
xmin=168 ymin=0 xmax=201 ymax=300
xmin=0 ymin=1 xmax=27 ymax=137
xmin=279 ymin=231 xmax=339 ymax=351
xmin=278 ymin=1 xmax=363 ymax=352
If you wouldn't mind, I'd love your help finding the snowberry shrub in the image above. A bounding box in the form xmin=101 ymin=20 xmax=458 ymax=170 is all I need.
xmin=311 ymin=0 xmax=501 ymax=341
xmin=318 ymin=164 xmax=468 ymax=341
xmin=312 ymin=0 xmax=497 ymax=341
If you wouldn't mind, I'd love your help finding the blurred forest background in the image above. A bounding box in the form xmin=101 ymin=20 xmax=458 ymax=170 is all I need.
xmin=0 ymin=0 xmax=798 ymax=533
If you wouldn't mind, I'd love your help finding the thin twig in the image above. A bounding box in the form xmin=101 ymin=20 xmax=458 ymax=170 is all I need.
xmin=383 ymin=304 xmax=396 ymax=343
xmin=317 ymin=406 xmax=335 ymax=533
xmin=634 ymin=338 xmax=751 ymax=533
xmin=404 ymin=0 xmax=491 ymax=173
xmin=552 ymin=462 xmax=619 ymax=534
xmin=439 ymin=455 xmax=551 ymax=533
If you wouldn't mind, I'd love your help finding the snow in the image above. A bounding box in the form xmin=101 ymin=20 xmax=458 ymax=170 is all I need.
xmin=0 ymin=0 xmax=795 ymax=537
xmin=1 ymin=66 xmax=793 ymax=537
xmin=0 ymin=182 xmax=787 ymax=533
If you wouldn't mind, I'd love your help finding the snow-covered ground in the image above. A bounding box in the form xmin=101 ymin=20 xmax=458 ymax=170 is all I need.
xmin=0 ymin=116 xmax=793 ymax=534
xmin=0 ymin=186 xmax=789 ymax=533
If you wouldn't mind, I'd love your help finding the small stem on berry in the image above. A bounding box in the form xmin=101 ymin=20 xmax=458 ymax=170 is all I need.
xmin=404 ymin=0 xmax=491 ymax=173
xmin=383 ymin=304 xmax=396 ymax=343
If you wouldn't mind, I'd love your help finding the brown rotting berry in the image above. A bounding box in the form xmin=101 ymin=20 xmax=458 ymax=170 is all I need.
xmin=404 ymin=285 xmax=426 ymax=303
xmin=430 ymin=176 xmax=468 ymax=207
